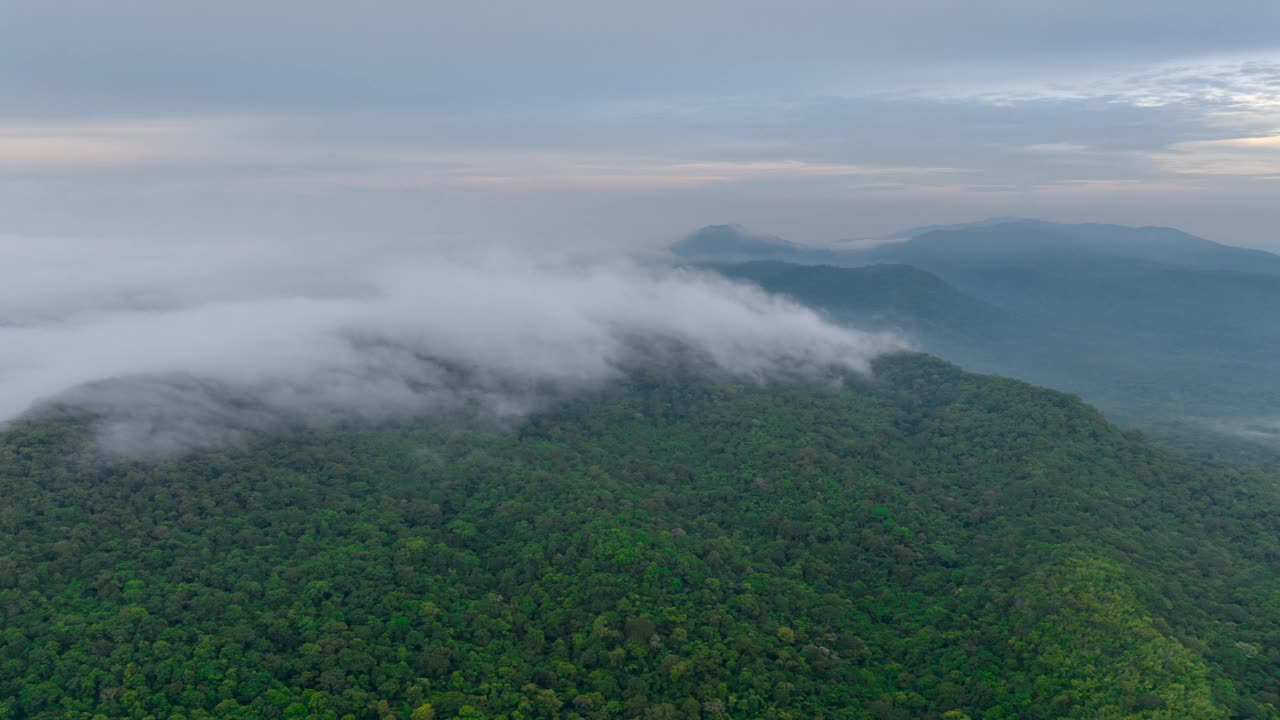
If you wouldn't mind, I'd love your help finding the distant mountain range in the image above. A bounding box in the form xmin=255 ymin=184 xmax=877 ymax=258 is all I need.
xmin=677 ymin=220 xmax=1280 ymax=276
xmin=677 ymin=220 xmax=1280 ymax=442
xmin=706 ymin=261 xmax=1018 ymax=351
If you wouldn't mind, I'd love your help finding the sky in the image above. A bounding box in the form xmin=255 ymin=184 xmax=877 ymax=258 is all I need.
xmin=3 ymin=1 xmax=1279 ymax=250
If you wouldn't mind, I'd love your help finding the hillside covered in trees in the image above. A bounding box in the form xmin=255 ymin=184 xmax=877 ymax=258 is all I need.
xmin=676 ymin=221 xmax=1280 ymax=442
xmin=2 ymin=354 xmax=1280 ymax=719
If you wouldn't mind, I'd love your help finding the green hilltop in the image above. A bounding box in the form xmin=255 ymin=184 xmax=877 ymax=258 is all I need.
xmin=3 ymin=354 xmax=1278 ymax=719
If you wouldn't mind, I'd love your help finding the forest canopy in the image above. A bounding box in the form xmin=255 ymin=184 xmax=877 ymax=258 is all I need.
xmin=1 ymin=354 xmax=1278 ymax=719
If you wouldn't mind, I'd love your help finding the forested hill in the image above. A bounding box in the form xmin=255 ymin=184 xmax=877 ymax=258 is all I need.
xmin=701 ymin=261 xmax=1012 ymax=340
xmin=3 ymin=354 xmax=1280 ymax=719
xmin=679 ymin=222 xmax=1280 ymax=437
xmin=698 ymin=261 xmax=1021 ymax=371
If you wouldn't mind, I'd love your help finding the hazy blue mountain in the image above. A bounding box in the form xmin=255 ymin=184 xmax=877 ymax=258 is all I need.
xmin=684 ymin=221 xmax=1280 ymax=441
xmin=704 ymin=260 xmax=1019 ymax=348
xmin=670 ymin=223 xmax=858 ymax=263
xmin=880 ymin=221 xmax=1280 ymax=278
xmin=672 ymin=224 xmax=845 ymax=264
xmin=706 ymin=261 xmax=994 ymax=321
xmin=871 ymin=216 xmax=1040 ymax=240
xmin=676 ymin=219 xmax=1280 ymax=276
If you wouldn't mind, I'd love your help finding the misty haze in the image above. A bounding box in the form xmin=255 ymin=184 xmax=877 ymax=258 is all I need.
xmin=1 ymin=244 xmax=902 ymax=455
xmin=3 ymin=3 xmax=1280 ymax=720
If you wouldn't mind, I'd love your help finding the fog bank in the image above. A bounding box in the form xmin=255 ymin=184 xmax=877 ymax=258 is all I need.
xmin=0 ymin=238 xmax=905 ymax=454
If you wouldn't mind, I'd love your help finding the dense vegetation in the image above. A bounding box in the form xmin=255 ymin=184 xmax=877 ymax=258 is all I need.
xmin=3 ymin=354 xmax=1280 ymax=719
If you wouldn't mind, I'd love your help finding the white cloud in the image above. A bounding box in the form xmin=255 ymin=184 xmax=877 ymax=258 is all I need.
xmin=0 ymin=117 xmax=269 ymax=170
xmin=1020 ymin=143 xmax=1093 ymax=154
xmin=0 ymin=237 xmax=906 ymax=455
xmin=1156 ymin=134 xmax=1280 ymax=176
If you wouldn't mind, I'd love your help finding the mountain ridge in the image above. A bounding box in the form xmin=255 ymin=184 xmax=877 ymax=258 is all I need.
xmin=681 ymin=221 xmax=1280 ymax=437
xmin=674 ymin=219 xmax=1280 ymax=275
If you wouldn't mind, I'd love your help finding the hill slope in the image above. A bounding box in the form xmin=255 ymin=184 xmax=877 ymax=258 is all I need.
xmin=3 ymin=355 xmax=1279 ymax=719
xmin=681 ymin=221 xmax=1280 ymax=435
xmin=702 ymin=261 xmax=1025 ymax=373
xmin=674 ymin=220 xmax=1280 ymax=277
xmin=703 ymin=261 xmax=1009 ymax=336
xmin=882 ymin=221 xmax=1280 ymax=277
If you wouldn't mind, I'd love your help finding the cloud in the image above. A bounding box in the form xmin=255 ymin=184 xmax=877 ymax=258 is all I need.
xmin=258 ymin=157 xmax=965 ymax=193
xmin=0 ymin=117 xmax=268 ymax=171
xmin=5 ymin=2 xmax=1279 ymax=115
xmin=0 ymin=116 xmax=963 ymax=192
xmin=1197 ymin=416 xmax=1280 ymax=447
xmin=1155 ymin=134 xmax=1280 ymax=176
xmin=2 ymin=11 xmax=1279 ymax=252
xmin=0 ymin=238 xmax=905 ymax=455
xmin=1020 ymin=143 xmax=1094 ymax=155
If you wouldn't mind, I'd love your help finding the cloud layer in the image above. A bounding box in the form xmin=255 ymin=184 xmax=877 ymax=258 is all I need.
xmin=0 ymin=239 xmax=904 ymax=455
xmin=3 ymin=4 xmax=1278 ymax=250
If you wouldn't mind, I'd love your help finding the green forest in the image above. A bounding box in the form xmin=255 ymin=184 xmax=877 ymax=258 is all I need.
xmin=2 ymin=354 xmax=1279 ymax=720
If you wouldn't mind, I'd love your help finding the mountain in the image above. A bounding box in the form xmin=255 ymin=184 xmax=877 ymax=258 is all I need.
xmin=672 ymin=225 xmax=808 ymax=263
xmin=673 ymin=224 xmax=853 ymax=265
xmin=896 ymin=221 xmax=1280 ymax=276
xmin=3 ymin=355 xmax=1279 ymax=718
xmin=676 ymin=220 xmax=1280 ymax=277
xmin=683 ymin=221 xmax=1280 ymax=437
xmin=870 ymin=216 xmax=1040 ymax=241
xmin=702 ymin=261 xmax=1023 ymax=368
xmin=705 ymin=261 xmax=1005 ymax=329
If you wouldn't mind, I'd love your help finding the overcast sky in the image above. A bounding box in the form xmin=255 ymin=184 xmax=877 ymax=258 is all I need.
xmin=3 ymin=1 xmax=1280 ymax=250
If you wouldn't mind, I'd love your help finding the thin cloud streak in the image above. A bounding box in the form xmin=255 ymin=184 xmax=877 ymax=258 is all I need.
xmin=0 ymin=118 xmax=966 ymax=192
xmin=258 ymin=158 xmax=967 ymax=193
xmin=1156 ymin=134 xmax=1280 ymax=176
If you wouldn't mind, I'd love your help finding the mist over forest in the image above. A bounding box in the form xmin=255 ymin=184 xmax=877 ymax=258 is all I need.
xmin=5 ymin=220 xmax=1280 ymax=720
xmin=5 ymin=3 xmax=1280 ymax=719
xmin=0 ymin=240 xmax=905 ymax=456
